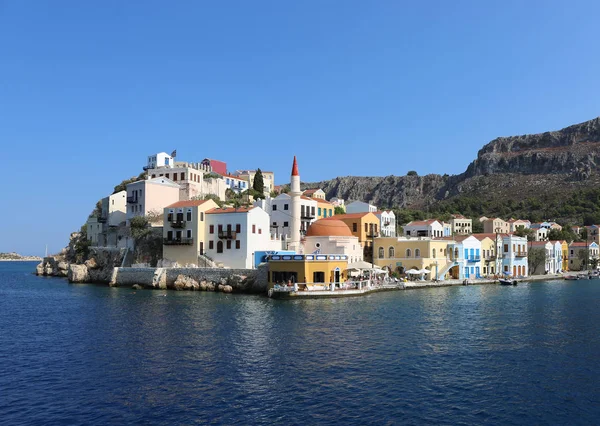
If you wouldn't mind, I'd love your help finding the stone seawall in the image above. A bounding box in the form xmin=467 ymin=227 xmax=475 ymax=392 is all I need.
xmin=110 ymin=264 xmax=268 ymax=294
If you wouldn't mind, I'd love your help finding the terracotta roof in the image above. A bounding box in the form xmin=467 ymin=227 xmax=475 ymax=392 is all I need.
xmin=300 ymin=196 xmax=315 ymax=201
xmin=206 ymin=206 xmax=255 ymax=214
xmin=306 ymin=219 xmax=353 ymax=237
xmin=451 ymin=214 xmax=466 ymax=219
xmin=528 ymin=241 xmax=549 ymax=247
xmin=569 ymin=242 xmax=594 ymax=247
xmin=317 ymin=199 xmax=332 ymax=205
xmin=471 ymin=233 xmax=511 ymax=240
xmin=166 ymin=200 xmax=210 ymax=208
xmin=303 ymin=188 xmax=320 ymax=195
xmin=374 ymin=210 xmax=392 ymax=215
xmin=324 ymin=212 xmax=374 ymax=220
xmin=222 ymin=173 xmax=245 ymax=180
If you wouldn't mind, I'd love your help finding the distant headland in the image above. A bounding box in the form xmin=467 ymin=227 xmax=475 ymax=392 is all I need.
xmin=0 ymin=252 xmax=43 ymax=261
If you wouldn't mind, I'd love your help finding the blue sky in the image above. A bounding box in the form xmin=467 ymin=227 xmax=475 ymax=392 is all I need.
xmin=1 ymin=1 xmax=599 ymax=256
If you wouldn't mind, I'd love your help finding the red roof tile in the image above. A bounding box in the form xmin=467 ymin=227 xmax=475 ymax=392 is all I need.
xmin=166 ymin=200 xmax=210 ymax=208
xmin=206 ymin=206 xmax=255 ymax=214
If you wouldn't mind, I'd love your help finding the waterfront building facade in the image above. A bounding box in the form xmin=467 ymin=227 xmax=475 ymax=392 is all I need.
xmin=126 ymin=177 xmax=181 ymax=225
xmin=268 ymin=254 xmax=349 ymax=288
xmin=560 ymin=240 xmax=569 ymax=271
xmin=500 ymin=235 xmax=528 ymax=277
xmin=374 ymin=237 xmax=456 ymax=280
xmin=204 ymin=206 xmax=282 ymax=269
xmin=162 ymin=199 xmax=219 ymax=266
xmin=568 ymin=241 xmax=600 ymax=271
xmin=451 ymin=235 xmax=483 ymax=279
xmin=528 ymin=241 xmax=556 ymax=274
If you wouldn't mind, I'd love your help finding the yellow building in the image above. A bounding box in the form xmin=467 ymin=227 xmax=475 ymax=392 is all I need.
xmin=560 ymin=240 xmax=569 ymax=271
xmin=303 ymin=188 xmax=326 ymax=200
xmin=373 ymin=237 xmax=455 ymax=280
xmin=162 ymin=199 xmax=219 ymax=265
xmin=472 ymin=235 xmax=498 ymax=275
xmin=268 ymin=254 xmax=349 ymax=288
xmin=324 ymin=212 xmax=380 ymax=247
xmin=316 ymin=199 xmax=334 ymax=219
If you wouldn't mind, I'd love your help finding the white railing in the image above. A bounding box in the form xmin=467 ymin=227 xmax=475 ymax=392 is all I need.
xmin=271 ymin=280 xmax=373 ymax=292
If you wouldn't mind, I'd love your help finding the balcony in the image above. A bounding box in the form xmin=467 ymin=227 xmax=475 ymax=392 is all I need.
xmin=171 ymin=220 xmax=186 ymax=228
xmin=467 ymin=257 xmax=481 ymax=263
xmin=97 ymin=216 xmax=107 ymax=224
xmin=218 ymin=231 xmax=237 ymax=240
xmin=301 ymin=213 xmax=315 ymax=220
xmin=163 ymin=238 xmax=193 ymax=246
xmin=126 ymin=196 xmax=138 ymax=203
xmin=515 ymin=251 xmax=527 ymax=257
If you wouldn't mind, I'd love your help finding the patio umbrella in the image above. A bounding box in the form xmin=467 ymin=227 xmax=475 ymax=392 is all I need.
xmin=406 ymin=269 xmax=420 ymax=275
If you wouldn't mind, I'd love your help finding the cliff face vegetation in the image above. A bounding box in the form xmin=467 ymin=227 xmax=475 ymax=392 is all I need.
xmin=303 ymin=116 xmax=600 ymax=223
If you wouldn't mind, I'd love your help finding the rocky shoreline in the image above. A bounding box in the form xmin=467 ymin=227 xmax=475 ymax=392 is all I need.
xmin=35 ymin=249 xmax=268 ymax=294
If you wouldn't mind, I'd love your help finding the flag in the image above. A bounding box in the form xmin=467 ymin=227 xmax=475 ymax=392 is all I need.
xmin=170 ymin=150 xmax=177 ymax=157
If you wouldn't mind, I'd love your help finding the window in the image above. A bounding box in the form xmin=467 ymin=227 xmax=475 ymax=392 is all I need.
xmin=186 ymin=210 xmax=192 ymax=221
xmin=252 ymin=224 xmax=256 ymax=233
xmin=176 ymin=231 xmax=182 ymax=240
xmin=236 ymin=240 xmax=240 ymax=249
xmin=165 ymin=173 xmax=169 ymax=179
xmin=273 ymin=205 xmax=277 ymax=211
xmin=311 ymin=207 xmax=316 ymax=216
xmin=217 ymin=241 xmax=223 ymax=253
xmin=318 ymin=208 xmax=322 ymax=216
xmin=227 ymin=224 xmax=232 ymax=232
xmin=167 ymin=212 xmax=173 ymax=222
xmin=258 ymin=228 xmax=262 ymax=234
xmin=504 ymin=244 xmax=508 ymax=253
xmin=173 ymin=174 xmax=178 ymax=181
xmin=284 ymin=204 xmax=289 ymax=210
xmin=209 ymin=225 xmax=214 ymax=234
xmin=365 ymin=223 xmax=368 ymax=232
xmin=200 ymin=212 xmax=204 ymax=221
xmin=218 ymin=224 xmax=223 ymax=233
xmin=378 ymin=247 xmax=384 ymax=258
xmin=389 ymin=247 xmax=395 ymax=258
xmin=353 ymin=223 xmax=357 ymax=232
xmin=415 ymin=249 xmax=421 ymax=257
xmin=167 ymin=231 xmax=173 ymax=241
xmin=236 ymin=224 xmax=241 ymax=233
xmin=181 ymin=172 xmax=185 ymax=180
xmin=209 ymin=240 xmax=214 ymax=250
xmin=406 ymin=249 xmax=411 ymax=257
xmin=313 ymin=271 xmax=325 ymax=283
xmin=151 ymin=174 xmax=156 ymax=178
xmin=329 ymin=209 xmax=332 ymax=216
xmin=186 ymin=230 xmax=192 ymax=238
xmin=432 ymin=248 xmax=436 ymax=258
xmin=226 ymin=240 xmax=231 ymax=249
xmin=284 ymin=221 xmax=289 ymax=227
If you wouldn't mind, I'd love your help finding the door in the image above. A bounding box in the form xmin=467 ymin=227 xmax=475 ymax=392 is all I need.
xmin=465 ymin=267 xmax=470 ymax=278
xmin=475 ymin=267 xmax=480 ymax=278
xmin=334 ymin=268 xmax=340 ymax=283
xmin=200 ymin=242 xmax=204 ymax=255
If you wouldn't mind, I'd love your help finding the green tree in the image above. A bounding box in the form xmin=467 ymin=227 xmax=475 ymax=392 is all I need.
xmin=471 ymin=219 xmax=484 ymax=233
xmin=407 ymin=170 xmax=418 ymax=176
xmin=547 ymin=228 xmax=578 ymax=243
xmin=72 ymin=225 xmax=92 ymax=264
xmin=528 ymin=247 xmax=547 ymax=274
xmin=334 ymin=206 xmax=345 ymax=215
xmin=253 ymin=169 xmax=265 ymax=194
xmin=577 ymin=248 xmax=590 ymax=270
xmin=514 ymin=227 xmax=536 ymax=240
xmin=113 ymin=172 xmax=146 ymax=194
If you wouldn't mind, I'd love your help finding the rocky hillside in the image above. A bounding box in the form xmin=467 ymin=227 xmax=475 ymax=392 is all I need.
xmin=304 ymin=116 xmax=600 ymax=211
xmin=0 ymin=252 xmax=42 ymax=261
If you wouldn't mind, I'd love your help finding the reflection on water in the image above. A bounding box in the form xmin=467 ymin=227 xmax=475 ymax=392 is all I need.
xmin=1 ymin=263 xmax=600 ymax=425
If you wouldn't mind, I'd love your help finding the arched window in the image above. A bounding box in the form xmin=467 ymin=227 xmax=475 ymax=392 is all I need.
xmin=378 ymin=247 xmax=384 ymax=258
xmin=406 ymin=248 xmax=412 ymax=258
xmin=217 ymin=241 xmax=223 ymax=253
xmin=432 ymin=248 xmax=436 ymax=258
xmin=389 ymin=247 xmax=395 ymax=258
xmin=415 ymin=248 xmax=421 ymax=258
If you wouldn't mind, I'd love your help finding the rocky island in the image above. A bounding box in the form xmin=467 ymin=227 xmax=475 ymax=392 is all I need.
xmin=1 ymin=252 xmax=42 ymax=261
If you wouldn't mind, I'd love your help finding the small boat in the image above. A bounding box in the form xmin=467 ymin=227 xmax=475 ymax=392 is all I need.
xmin=499 ymin=278 xmax=517 ymax=286
xmin=564 ymin=275 xmax=579 ymax=280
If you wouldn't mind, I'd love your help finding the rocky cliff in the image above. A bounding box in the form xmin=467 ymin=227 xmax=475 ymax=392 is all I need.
xmin=304 ymin=116 xmax=600 ymax=208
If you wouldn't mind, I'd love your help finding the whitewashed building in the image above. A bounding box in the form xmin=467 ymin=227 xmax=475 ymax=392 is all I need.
xmin=254 ymin=194 xmax=318 ymax=240
xmin=376 ymin=210 xmax=396 ymax=237
xmin=204 ymin=206 xmax=282 ymax=269
xmin=146 ymin=160 xmax=226 ymax=201
xmin=345 ymin=201 xmax=377 ymax=214
xmin=449 ymin=214 xmax=472 ymax=235
xmin=232 ymin=170 xmax=275 ymax=195
xmin=404 ymin=219 xmax=446 ymax=238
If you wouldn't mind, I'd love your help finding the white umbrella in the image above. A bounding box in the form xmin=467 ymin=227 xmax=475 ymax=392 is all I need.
xmin=406 ymin=269 xmax=420 ymax=275
xmin=419 ymin=268 xmax=431 ymax=274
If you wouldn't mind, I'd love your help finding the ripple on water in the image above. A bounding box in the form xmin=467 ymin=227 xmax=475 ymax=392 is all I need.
xmin=1 ymin=264 xmax=600 ymax=425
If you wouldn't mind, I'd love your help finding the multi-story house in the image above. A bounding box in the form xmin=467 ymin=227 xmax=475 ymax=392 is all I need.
xmin=316 ymin=199 xmax=334 ymax=219
xmin=146 ymin=152 xmax=174 ymax=169
xmin=585 ymin=225 xmax=600 ymax=245
xmin=404 ymin=219 xmax=445 ymax=238
xmin=500 ymin=235 xmax=528 ymax=277
xmin=254 ymin=194 xmax=318 ymax=239
xmin=534 ymin=227 xmax=548 ymax=241
xmin=560 ymin=240 xmax=569 ymax=271
xmin=330 ymin=197 xmax=345 ymax=210
xmin=449 ymin=214 xmax=473 ymax=235
xmin=374 ymin=237 xmax=455 ymax=281
xmin=449 ymin=235 xmax=483 ymax=279
xmin=204 ymin=206 xmax=282 ymax=269
xmin=325 ymin=213 xmax=380 ymax=247
xmin=472 ymin=235 xmax=497 ymax=275
xmin=483 ymin=218 xmax=510 ymax=234
xmin=126 ymin=177 xmax=181 ymax=225
xmin=147 ymin=159 xmax=226 ymax=201
xmin=568 ymin=241 xmax=600 ymax=271
xmin=86 ymin=191 xmax=128 ymax=247
xmin=528 ymin=241 xmax=556 ymax=274
xmin=222 ymin=174 xmax=249 ymax=194
xmin=232 ymin=170 xmax=275 ymax=195
xmin=376 ymin=211 xmax=396 ymax=237
xmin=345 ymin=201 xmax=377 ymax=214
xmin=162 ymin=199 xmax=219 ymax=266
xmin=302 ymin=188 xmax=326 ymax=200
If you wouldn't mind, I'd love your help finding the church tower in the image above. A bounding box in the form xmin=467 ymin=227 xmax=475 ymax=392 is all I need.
xmin=289 ymin=156 xmax=302 ymax=252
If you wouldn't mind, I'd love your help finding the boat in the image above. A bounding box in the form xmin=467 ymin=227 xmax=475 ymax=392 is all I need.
xmin=499 ymin=278 xmax=518 ymax=286
xmin=564 ymin=275 xmax=579 ymax=280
